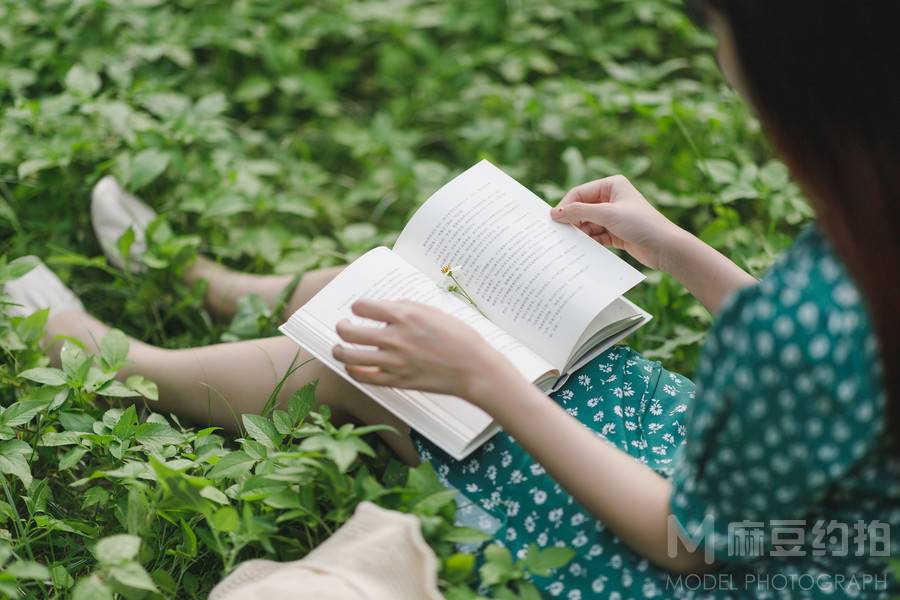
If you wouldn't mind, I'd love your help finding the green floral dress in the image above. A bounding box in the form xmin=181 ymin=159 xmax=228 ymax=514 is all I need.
xmin=413 ymin=224 xmax=900 ymax=599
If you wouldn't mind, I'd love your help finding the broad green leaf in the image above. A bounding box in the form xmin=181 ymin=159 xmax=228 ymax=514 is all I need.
xmin=0 ymin=399 xmax=50 ymax=427
xmin=59 ymin=447 xmax=89 ymax=471
xmin=128 ymin=148 xmax=170 ymax=189
xmin=98 ymin=380 xmax=140 ymax=398
xmin=242 ymin=414 xmax=281 ymax=449
xmin=65 ymin=65 xmax=101 ymax=96
xmin=207 ymin=451 xmax=256 ymax=479
xmin=199 ymin=486 xmax=229 ymax=505
xmin=117 ymin=226 xmax=135 ymax=271
xmin=0 ymin=452 xmax=32 ymax=487
xmin=272 ymin=409 xmax=292 ymax=435
xmin=210 ymin=506 xmax=239 ymax=532
xmin=19 ymin=367 xmax=67 ymax=386
xmin=95 ymin=534 xmax=141 ymax=564
xmin=1 ymin=255 xmax=39 ymax=282
xmin=109 ymin=561 xmax=158 ymax=592
xmin=5 ymin=560 xmax=49 ymax=580
xmin=72 ymin=574 xmax=113 ymax=600
xmin=135 ymin=422 xmax=183 ymax=446
xmin=126 ymin=375 xmax=159 ymax=400
xmin=702 ymin=159 xmax=738 ymax=185
xmin=100 ymin=329 xmax=129 ymax=370
xmin=524 ymin=545 xmax=576 ymax=576
xmin=288 ymin=382 xmax=316 ymax=424
xmin=17 ymin=158 xmax=53 ymax=179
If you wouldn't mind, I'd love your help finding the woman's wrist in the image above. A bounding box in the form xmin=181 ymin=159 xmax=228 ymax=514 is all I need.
xmin=655 ymin=226 xmax=696 ymax=277
xmin=462 ymin=350 xmax=524 ymax=411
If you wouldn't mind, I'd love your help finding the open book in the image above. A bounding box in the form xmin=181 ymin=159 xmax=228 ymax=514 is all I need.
xmin=280 ymin=161 xmax=650 ymax=460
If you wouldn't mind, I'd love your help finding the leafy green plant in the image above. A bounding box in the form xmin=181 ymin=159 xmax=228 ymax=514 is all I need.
xmin=1 ymin=0 xmax=855 ymax=597
xmin=0 ymin=260 xmax=572 ymax=597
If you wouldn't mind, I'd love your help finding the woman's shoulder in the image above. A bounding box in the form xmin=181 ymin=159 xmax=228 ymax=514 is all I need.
xmin=699 ymin=222 xmax=883 ymax=423
xmin=713 ymin=223 xmax=875 ymax=365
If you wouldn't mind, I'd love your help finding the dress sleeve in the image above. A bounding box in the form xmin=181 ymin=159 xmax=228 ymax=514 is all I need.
xmin=667 ymin=275 xmax=882 ymax=565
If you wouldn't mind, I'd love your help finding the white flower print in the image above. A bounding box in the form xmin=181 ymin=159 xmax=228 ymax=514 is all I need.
xmin=662 ymin=383 xmax=678 ymax=396
xmin=537 ymin=531 xmax=548 ymax=546
xmin=569 ymin=562 xmax=583 ymax=576
xmin=588 ymin=544 xmax=603 ymax=558
xmin=613 ymin=405 xmax=624 ymax=417
xmin=592 ymin=577 xmax=608 ymax=593
xmin=601 ymin=422 xmax=616 ymax=436
xmin=578 ymin=374 xmax=592 ymax=389
xmin=547 ymin=582 xmax=564 ymax=596
xmin=649 ymin=400 xmax=663 ymax=416
xmin=598 ymin=362 xmax=613 ymax=373
xmin=509 ymin=469 xmax=525 ymax=484
xmin=466 ymin=483 xmax=480 ymax=493
xmin=570 ymin=513 xmax=587 ymax=526
xmin=567 ymin=590 xmax=582 ymax=600
xmin=506 ymin=527 xmax=517 ymax=542
xmin=572 ymin=531 xmax=588 ymax=547
xmin=529 ymin=463 xmax=545 ymax=476
xmin=501 ymin=451 xmax=513 ymax=468
xmin=524 ymin=515 xmax=536 ymax=533
xmin=593 ymin=410 xmax=605 ymax=422
xmin=625 ymin=420 xmax=637 ymax=431
xmin=506 ymin=500 xmax=520 ymax=517
xmin=560 ymin=389 xmax=574 ymax=401
xmin=485 ymin=465 xmax=497 ymax=482
xmin=623 ymin=406 xmax=636 ymax=417
xmin=566 ymin=406 xmax=579 ymax=417
xmin=548 ymin=508 xmax=564 ymax=523
xmin=631 ymin=439 xmax=648 ymax=450
xmin=532 ymin=489 xmax=547 ymax=505
xmin=587 ymin=397 xmax=600 ymax=407
xmin=652 ymin=445 xmax=668 ymax=456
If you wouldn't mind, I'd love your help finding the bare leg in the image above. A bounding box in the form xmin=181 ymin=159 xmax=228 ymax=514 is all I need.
xmin=45 ymin=309 xmax=419 ymax=464
xmin=185 ymin=257 xmax=342 ymax=321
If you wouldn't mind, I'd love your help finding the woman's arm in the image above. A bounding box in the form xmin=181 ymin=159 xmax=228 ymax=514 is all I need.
xmin=465 ymin=355 xmax=712 ymax=574
xmin=333 ymin=300 xmax=713 ymax=574
xmin=551 ymin=175 xmax=756 ymax=313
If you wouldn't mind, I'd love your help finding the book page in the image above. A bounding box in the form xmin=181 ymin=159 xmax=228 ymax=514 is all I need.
xmin=299 ymin=247 xmax=554 ymax=388
xmin=393 ymin=160 xmax=645 ymax=368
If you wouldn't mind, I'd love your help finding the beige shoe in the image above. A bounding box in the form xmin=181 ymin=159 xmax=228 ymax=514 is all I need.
xmin=3 ymin=258 xmax=84 ymax=318
xmin=90 ymin=175 xmax=157 ymax=273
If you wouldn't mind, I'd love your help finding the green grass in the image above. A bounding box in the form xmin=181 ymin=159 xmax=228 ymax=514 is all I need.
xmin=0 ymin=0 xmax=819 ymax=598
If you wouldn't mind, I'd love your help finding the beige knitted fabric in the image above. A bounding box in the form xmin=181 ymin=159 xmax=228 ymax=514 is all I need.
xmin=209 ymin=502 xmax=444 ymax=600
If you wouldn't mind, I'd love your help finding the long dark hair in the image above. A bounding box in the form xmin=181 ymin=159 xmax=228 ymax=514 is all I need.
xmin=703 ymin=1 xmax=899 ymax=448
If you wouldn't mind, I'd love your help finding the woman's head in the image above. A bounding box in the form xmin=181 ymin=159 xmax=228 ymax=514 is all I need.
xmin=703 ymin=1 xmax=900 ymax=447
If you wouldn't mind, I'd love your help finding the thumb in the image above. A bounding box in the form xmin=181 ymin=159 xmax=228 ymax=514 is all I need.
xmin=551 ymin=202 xmax=614 ymax=226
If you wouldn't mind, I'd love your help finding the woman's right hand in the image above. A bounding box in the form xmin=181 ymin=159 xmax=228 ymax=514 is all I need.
xmin=550 ymin=175 xmax=683 ymax=270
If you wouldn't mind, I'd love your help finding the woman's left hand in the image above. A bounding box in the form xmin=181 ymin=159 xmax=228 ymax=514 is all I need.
xmin=332 ymin=299 xmax=511 ymax=402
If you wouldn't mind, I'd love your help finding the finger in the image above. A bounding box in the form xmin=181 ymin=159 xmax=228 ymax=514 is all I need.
xmin=552 ymin=201 xmax=614 ymax=226
xmin=351 ymin=299 xmax=398 ymax=324
xmin=332 ymin=344 xmax=399 ymax=369
xmin=335 ymin=320 xmax=388 ymax=346
xmin=346 ymin=365 xmax=397 ymax=387
xmin=556 ymin=175 xmax=622 ymax=210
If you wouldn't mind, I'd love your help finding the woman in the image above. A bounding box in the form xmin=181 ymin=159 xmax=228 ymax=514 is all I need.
xmin=5 ymin=1 xmax=898 ymax=598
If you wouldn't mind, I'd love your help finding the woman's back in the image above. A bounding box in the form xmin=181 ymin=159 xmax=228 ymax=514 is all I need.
xmin=670 ymin=224 xmax=900 ymax=595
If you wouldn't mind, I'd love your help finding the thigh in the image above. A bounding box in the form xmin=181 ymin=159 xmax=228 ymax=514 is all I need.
xmin=284 ymin=266 xmax=345 ymax=316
